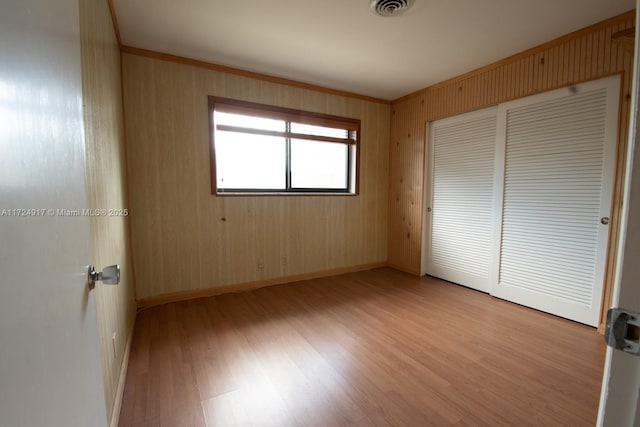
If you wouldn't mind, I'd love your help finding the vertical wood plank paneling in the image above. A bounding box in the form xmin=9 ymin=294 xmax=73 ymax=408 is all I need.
xmin=515 ymin=60 xmax=523 ymax=99
xmin=548 ymin=45 xmax=557 ymax=89
xmin=539 ymin=51 xmax=547 ymax=91
xmin=496 ymin=65 xmax=504 ymax=101
xmin=531 ymin=54 xmax=539 ymax=93
xmin=526 ymin=55 xmax=534 ymax=93
xmin=547 ymin=46 xmax=555 ymax=90
xmin=506 ymin=61 xmax=515 ymax=100
xmin=524 ymin=56 xmax=532 ymax=95
xmin=566 ymin=40 xmax=575 ymax=84
xmin=79 ymin=0 xmax=137 ymax=425
xmin=578 ymin=35 xmax=586 ymax=82
xmin=123 ymin=55 xmax=390 ymax=299
xmin=511 ymin=60 xmax=519 ymax=98
xmin=596 ymin=28 xmax=605 ymax=77
xmin=616 ymin=23 xmax=626 ymax=70
xmin=388 ymin=11 xmax=635 ymax=329
xmin=585 ymin=33 xmax=594 ymax=81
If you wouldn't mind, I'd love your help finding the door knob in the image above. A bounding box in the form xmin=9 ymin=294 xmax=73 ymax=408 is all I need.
xmin=601 ymin=217 xmax=610 ymax=225
xmin=87 ymin=264 xmax=120 ymax=290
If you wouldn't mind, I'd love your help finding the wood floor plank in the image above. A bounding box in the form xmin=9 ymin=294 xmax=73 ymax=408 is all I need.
xmin=119 ymin=268 xmax=606 ymax=426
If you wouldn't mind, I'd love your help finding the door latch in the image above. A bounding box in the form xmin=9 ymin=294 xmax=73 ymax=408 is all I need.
xmin=605 ymin=308 xmax=640 ymax=355
xmin=87 ymin=264 xmax=120 ymax=290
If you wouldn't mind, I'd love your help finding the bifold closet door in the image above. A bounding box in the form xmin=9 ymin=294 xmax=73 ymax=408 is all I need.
xmin=491 ymin=76 xmax=619 ymax=326
xmin=424 ymin=107 xmax=497 ymax=292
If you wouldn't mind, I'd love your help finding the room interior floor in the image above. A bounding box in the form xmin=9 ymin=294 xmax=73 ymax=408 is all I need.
xmin=118 ymin=267 xmax=605 ymax=427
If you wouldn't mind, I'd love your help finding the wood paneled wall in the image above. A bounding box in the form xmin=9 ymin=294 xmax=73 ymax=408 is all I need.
xmin=388 ymin=11 xmax=635 ymax=326
xmin=80 ymin=1 xmax=137 ymax=425
xmin=122 ymin=54 xmax=390 ymax=300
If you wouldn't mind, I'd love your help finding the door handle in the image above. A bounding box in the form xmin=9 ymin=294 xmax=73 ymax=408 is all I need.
xmin=601 ymin=217 xmax=610 ymax=225
xmin=87 ymin=264 xmax=120 ymax=290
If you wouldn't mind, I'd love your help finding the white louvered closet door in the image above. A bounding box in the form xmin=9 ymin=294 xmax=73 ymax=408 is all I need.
xmin=424 ymin=107 xmax=497 ymax=292
xmin=490 ymin=76 xmax=619 ymax=326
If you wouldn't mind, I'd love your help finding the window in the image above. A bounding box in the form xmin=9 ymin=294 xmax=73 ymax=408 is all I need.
xmin=208 ymin=96 xmax=360 ymax=195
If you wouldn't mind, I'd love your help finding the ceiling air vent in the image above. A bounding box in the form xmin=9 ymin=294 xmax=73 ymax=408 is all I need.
xmin=370 ymin=0 xmax=415 ymax=17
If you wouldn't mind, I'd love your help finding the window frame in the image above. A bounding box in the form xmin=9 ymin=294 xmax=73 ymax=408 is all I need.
xmin=208 ymin=96 xmax=360 ymax=196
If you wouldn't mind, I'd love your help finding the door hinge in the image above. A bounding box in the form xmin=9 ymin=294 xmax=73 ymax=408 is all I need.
xmin=605 ymin=308 xmax=640 ymax=355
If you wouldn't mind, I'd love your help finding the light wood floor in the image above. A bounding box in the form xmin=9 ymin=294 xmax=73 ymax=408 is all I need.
xmin=119 ymin=268 xmax=606 ymax=427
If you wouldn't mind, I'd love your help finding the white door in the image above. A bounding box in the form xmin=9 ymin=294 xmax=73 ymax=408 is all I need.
xmin=0 ymin=1 xmax=107 ymax=426
xmin=598 ymin=5 xmax=640 ymax=424
xmin=490 ymin=76 xmax=619 ymax=326
xmin=423 ymin=107 xmax=498 ymax=292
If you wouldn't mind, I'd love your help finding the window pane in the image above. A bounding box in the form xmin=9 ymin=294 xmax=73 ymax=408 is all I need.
xmin=210 ymin=97 xmax=360 ymax=194
xmin=290 ymin=122 xmax=349 ymax=140
xmin=215 ymin=131 xmax=286 ymax=190
xmin=291 ymin=139 xmax=348 ymax=189
xmin=215 ymin=111 xmax=285 ymax=132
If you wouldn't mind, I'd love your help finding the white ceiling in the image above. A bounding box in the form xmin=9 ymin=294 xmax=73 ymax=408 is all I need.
xmin=113 ymin=0 xmax=635 ymax=101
